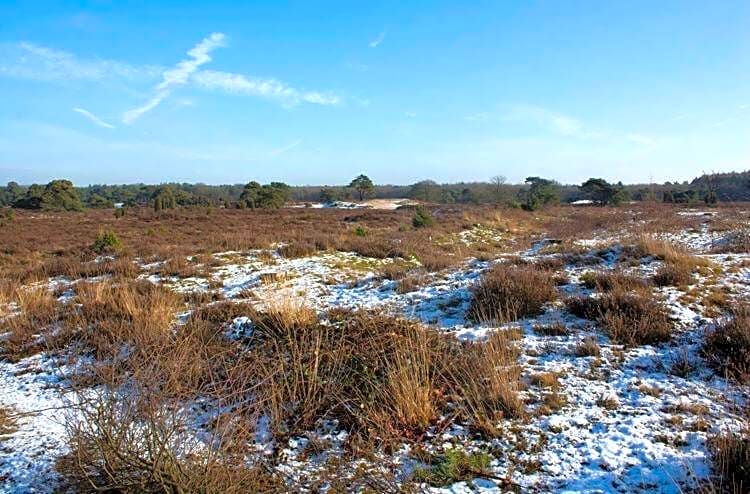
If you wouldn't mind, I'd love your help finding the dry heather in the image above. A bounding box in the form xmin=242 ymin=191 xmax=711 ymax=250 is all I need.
xmin=566 ymin=288 xmax=673 ymax=346
xmin=703 ymin=304 xmax=750 ymax=381
xmin=579 ymin=270 xmax=648 ymax=292
xmin=0 ymin=205 xmax=531 ymax=283
xmin=467 ymin=264 xmax=556 ymax=323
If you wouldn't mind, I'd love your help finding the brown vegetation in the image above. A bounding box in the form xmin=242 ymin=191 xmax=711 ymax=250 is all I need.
xmin=703 ymin=304 xmax=750 ymax=380
xmin=467 ymin=264 xmax=556 ymax=323
xmin=565 ymin=288 xmax=673 ymax=346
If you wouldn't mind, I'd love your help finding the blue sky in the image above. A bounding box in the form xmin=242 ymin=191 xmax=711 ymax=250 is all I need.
xmin=1 ymin=0 xmax=748 ymax=186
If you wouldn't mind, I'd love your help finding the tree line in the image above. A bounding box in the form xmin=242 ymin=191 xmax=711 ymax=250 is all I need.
xmin=0 ymin=170 xmax=744 ymax=212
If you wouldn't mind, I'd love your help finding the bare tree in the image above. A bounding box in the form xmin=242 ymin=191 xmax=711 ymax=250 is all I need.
xmin=491 ymin=175 xmax=507 ymax=204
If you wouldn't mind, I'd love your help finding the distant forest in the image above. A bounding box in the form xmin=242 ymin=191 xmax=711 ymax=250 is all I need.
xmin=1 ymin=170 xmax=748 ymax=210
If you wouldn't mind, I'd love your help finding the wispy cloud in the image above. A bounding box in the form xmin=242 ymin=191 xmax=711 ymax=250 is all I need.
xmin=0 ymin=42 xmax=160 ymax=81
xmin=739 ymin=103 xmax=750 ymax=110
xmin=192 ymin=70 xmax=340 ymax=106
xmin=268 ymin=139 xmax=302 ymax=157
xmin=369 ymin=30 xmax=387 ymax=48
xmin=122 ymin=33 xmax=227 ymax=124
xmin=72 ymin=107 xmax=115 ymax=129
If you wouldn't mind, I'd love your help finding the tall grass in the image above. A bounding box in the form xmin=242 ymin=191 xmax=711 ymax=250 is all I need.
xmin=3 ymin=286 xmax=59 ymax=359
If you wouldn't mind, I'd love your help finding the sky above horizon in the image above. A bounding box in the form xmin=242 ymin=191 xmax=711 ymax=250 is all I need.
xmin=1 ymin=0 xmax=749 ymax=186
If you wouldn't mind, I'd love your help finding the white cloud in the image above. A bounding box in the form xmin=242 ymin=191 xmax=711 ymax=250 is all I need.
xmin=0 ymin=42 xmax=160 ymax=81
xmin=122 ymin=33 xmax=227 ymax=124
xmin=72 ymin=107 xmax=115 ymax=129
xmin=192 ymin=70 xmax=340 ymax=106
xmin=369 ymin=30 xmax=387 ymax=48
xmin=739 ymin=104 xmax=750 ymax=110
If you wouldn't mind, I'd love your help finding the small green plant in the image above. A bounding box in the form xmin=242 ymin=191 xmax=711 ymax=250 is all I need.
xmin=413 ymin=448 xmax=494 ymax=487
xmin=353 ymin=226 xmax=367 ymax=237
xmin=412 ymin=206 xmax=434 ymax=228
xmin=92 ymin=230 xmax=122 ymax=254
xmin=114 ymin=207 xmax=125 ymax=218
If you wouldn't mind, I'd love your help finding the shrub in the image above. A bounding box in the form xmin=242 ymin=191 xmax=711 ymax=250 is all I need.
xmin=575 ymin=336 xmax=601 ymax=357
xmin=248 ymin=308 xmax=446 ymax=438
xmin=707 ymin=428 xmax=750 ymax=494
xmin=353 ymin=226 xmax=367 ymax=237
xmin=565 ymin=290 xmax=673 ymax=346
xmin=58 ymin=390 xmax=281 ymax=493
xmin=91 ymin=230 xmax=122 ymax=254
xmin=412 ymin=206 xmax=435 ymax=228
xmin=580 ymin=270 xmax=647 ymax=292
xmin=468 ymin=264 xmax=556 ymax=323
xmin=703 ymin=304 xmax=750 ymax=380
xmin=653 ymin=263 xmax=693 ymax=287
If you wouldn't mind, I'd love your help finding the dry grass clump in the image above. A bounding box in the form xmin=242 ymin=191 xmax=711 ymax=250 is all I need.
xmin=234 ymin=307 xmax=524 ymax=441
xmin=446 ymin=331 xmax=525 ymax=436
xmin=631 ymin=236 xmax=712 ymax=287
xmin=575 ymin=336 xmax=601 ymax=357
xmin=707 ymin=427 xmax=750 ymax=494
xmin=579 ymin=270 xmax=647 ymax=292
xmin=396 ymin=271 xmax=430 ymax=294
xmin=703 ymin=304 xmax=750 ymax=380
xmin=467 ymin=264 xmax=556 ymax=323
xmin=0 ymin=405 xmax=17 ymax=437
xmin=3 ymin=286 xmax=59 ymax=359
xmin=377 ymin=261 xmax=413 ymax=281
xmin=57 ymin=280 xmax=182 ymax=366
xmin=278 ymin=240 xmax=322 ymax=259
xmin=533 ymin=321 xmax=569 ymax=336
xmin=565 ymin=289 xmax=673 ymax=346
xmin=653 ymin=263 xmax=693 ymax=287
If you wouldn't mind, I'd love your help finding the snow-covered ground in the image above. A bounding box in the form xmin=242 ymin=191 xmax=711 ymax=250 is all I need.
xmin=1 ymin=216 xmax=748 ymax=493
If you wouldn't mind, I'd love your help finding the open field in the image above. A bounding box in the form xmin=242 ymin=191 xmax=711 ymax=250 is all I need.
xmin=1 ymin=203 xmax=749 ymax=493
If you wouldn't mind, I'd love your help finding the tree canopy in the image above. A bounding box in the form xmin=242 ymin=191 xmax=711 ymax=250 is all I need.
xmin=239 ymin=181 xmax=291 ymax=209
xmin=580 ymin=178 xmax=629 ymax=206
xmin=349 ymin=174 xmax=375 ymax=201
xmin=13 ymin=179 xmax=84 ymax=211
xmin=520 ymin=177 xmax=559 ymax=211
